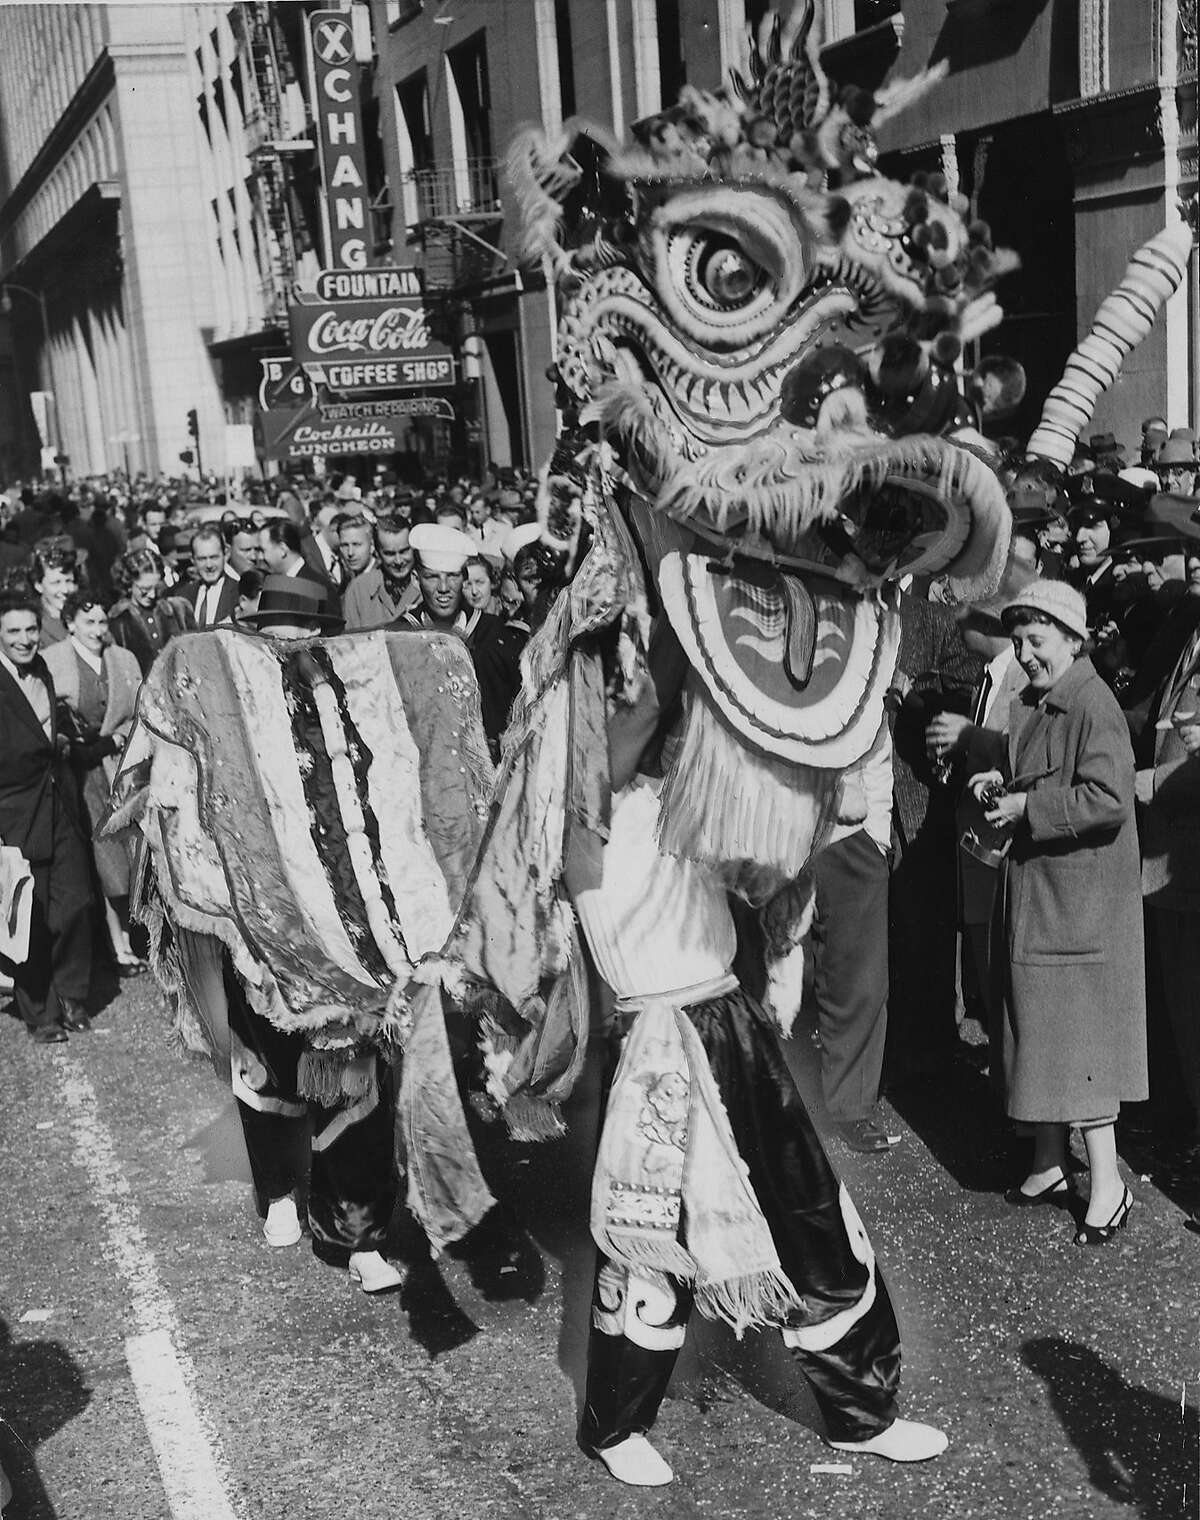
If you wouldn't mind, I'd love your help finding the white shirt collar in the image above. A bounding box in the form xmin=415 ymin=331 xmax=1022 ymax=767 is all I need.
xmin=70 ymin=638 xmax=103 ymax=674
xmin=0 ymin=648 xmax=33 ymax=683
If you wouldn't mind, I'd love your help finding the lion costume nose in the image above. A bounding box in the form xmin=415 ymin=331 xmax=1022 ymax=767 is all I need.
xmin=779 ymin=346 xmax=868 ymax=429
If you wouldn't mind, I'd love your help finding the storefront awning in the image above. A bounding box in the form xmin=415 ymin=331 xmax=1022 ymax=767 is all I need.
xmin=877 ymin=0 xmax=1061 ymax=150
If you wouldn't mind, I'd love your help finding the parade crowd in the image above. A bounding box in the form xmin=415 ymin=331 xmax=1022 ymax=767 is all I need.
xmin=1 ymin=416 xmax=1199 ymax=1270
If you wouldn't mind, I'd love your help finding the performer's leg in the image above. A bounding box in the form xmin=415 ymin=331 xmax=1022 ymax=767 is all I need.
xmin=687 ymin=992 xmax=899 ymax=1440
xmin=811 ymin=831 xmax=889 ymax=1124
xmin=45 ymin=824 xmax=93 ymax=1007
xmin=307 ymin=1054 xmax=398 ymax=1262
xmin=580 ymin=1258 xmax=691 ymax=1451
xmin=224 ymin=962 xmax=308 ymax=1214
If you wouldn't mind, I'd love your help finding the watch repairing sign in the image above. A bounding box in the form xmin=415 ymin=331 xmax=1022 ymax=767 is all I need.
xmin=258 ymin=395 xmax=456 ymax=460
xmin=306 ymin=10 xmax=371 ymax=270
xmin=289 ymin=293 xmax=455 ymax=392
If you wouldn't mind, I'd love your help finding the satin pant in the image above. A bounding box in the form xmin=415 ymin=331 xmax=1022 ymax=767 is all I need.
xmin=581 ymin=988 xmax=901 ymax=1451
xmin=226 ymin=968 xmax=396 ymax=1260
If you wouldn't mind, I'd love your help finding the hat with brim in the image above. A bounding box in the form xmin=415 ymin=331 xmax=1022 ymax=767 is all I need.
xmin=1108 ymin=492 xmax=1200 ymax=555
xmin=1156 ymin=437 xmax=1198 ymax=468
xmin=240 ymin=574 xmax=343 ymax=629
xmin=1001 ymin=578 xmax=1089 ymax=642
xmin=409 ymin=523 xmax=475 ymax=573
xmin=1067 ymin=501 xmax=1115 ymax=530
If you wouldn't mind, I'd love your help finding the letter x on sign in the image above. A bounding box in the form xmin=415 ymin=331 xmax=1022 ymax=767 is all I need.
xmin=315 ymin=19 xmax=351 ymax=65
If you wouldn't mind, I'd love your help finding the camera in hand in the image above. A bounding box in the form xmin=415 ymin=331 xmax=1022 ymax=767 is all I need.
xmin=978 ymin=779 xmax=1007 ymax=810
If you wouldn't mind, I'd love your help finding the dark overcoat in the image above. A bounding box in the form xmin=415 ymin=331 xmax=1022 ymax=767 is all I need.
xmin=998 ymin=656 xmax=1148 ymax=1122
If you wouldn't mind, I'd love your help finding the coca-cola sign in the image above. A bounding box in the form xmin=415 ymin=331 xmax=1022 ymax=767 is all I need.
xmin=289 ymin=295 xmax=454 ymax=392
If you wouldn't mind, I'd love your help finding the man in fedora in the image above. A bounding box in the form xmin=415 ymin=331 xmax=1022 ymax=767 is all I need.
xmin=1155 ymin=431 xmax=1197 ymax=497
xmin=221 ymin=575 xmax=403 ymax=1293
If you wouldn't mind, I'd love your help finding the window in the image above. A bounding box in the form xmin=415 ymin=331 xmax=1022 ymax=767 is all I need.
xmin=397 ymin=71 xmax=433 ymax=171
xmin=554 ymin=0 xmax=576 ymax=118
xmin=448 ymin=33 xmax=492 ymax=163
xmin=656 ymin=0 xmax=685 ymax=103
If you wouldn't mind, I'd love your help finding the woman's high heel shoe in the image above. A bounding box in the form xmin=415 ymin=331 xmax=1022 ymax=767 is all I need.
xmin=1004 ymin=1173 xmax=1071 ymax=1208
xmin=1074 ymin=1187 xmax=1133 ymax=1246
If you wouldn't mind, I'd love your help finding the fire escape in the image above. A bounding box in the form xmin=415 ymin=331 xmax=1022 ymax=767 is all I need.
xmin=400 ymin=159 xmax=506 ymax=298
xmin=243 ymin=3 xmax=304 ymax=327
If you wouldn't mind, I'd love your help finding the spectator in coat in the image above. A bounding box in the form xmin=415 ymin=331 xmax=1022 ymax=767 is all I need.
xmin=969 ymin=580 xmax=1147 ymax=1244
xmin=1133 ymin=533 xmax=1200 ymax=1143
xmin=0 ymin=591 xmax=94 ymax=1042
xmin=32 ymin=545 xmax=79 ymax=649
xmin=341 ymin=515 xmax=420 ymax=629
xmin=107 ymin=547 xmax=195 ymax=676
xmin=43 ymin=594 xmax=144 ymax=972
xmin=179 ymin=525 xmax=239 ymax=628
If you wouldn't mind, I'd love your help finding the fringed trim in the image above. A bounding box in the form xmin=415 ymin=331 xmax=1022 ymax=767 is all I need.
xmin=694 ymin=1267 xmax=808 ymax=1341
xmin=659 ymin=694 xmax=839 ymax=879
xmin=593 ymin=1227 xmax=697 ymax=1284
xmin=764 ymin=937 xmax=808 ymax=1040
xmin=506 ymin=118 xmax=621 ymax=268
xmin=501 ymin=1094 xmax=567 ymax=1143
xmin=296 ymin=1049 xmax=375 ymax=1107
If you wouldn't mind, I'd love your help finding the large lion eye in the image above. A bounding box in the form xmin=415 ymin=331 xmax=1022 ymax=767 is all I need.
xmin=694 ymin=238 xmax=765 ymax=308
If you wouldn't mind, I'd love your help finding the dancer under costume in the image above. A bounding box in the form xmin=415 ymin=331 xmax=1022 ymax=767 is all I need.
xmin=570 ymin=773 xmax=943 ymax=1487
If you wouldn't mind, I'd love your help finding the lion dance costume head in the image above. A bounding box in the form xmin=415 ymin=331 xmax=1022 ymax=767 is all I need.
xmin=504 ymin=1 xmax=1014 ymax=887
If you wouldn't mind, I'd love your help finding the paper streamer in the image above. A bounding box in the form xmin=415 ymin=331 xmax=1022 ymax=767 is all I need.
xmin=1026 ymin=223 xmax=1193 ymax=469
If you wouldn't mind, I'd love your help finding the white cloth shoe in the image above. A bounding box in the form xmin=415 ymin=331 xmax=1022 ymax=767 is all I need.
xmin=262 ymin=1195 xmax=302 ymax=1248
xmin=348 ymin=1250 xmax=404 ymax=1294
xmin=830 ymin=1418 xmax=948 ymax=1462
xmin=595 ymin=1434 xmax=673 ymax=1487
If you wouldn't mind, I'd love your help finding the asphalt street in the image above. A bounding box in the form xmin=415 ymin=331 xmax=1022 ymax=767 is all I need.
xmin=1 ymin=973 xmax=1197 ymax=1520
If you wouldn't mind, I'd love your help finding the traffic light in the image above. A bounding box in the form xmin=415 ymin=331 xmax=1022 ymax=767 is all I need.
xmin=186 ymin=408 xmax=199 ymax=440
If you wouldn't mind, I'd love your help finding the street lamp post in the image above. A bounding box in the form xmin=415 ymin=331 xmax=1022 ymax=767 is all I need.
xmin=0 ymin=282 xmax=49 ymax=375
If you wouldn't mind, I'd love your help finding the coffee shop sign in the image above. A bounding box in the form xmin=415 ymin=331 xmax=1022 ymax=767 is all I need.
xmin=289 ymin=293 xmax=455 ymax=392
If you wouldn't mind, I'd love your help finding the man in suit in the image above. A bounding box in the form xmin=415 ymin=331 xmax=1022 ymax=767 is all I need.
xmin=926 ymin=559 xmax=1035 ymax=1034
xmin=884 ymin=587 xmax=980 ymax=1083
xmin=179 ymin=525 xmax=240 ymax=628
xmin=0 ymin=592 xmax=93 ymax=1042
xmin=259 ymin=520 xmax=340 ymax=613
xmin=342 ymin=514 xmax=420 ymax=629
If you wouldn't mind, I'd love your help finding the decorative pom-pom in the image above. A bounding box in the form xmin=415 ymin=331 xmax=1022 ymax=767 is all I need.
xmin=876 ymin=333 xmax=927 ymax=395
xmin=747 ymin=114 xmax=776 ymax=147
xmin=936 ymin=264 xmax=962 ymax=292
xmin=910 ymin=223 xmax=932 ymax=253
xmin=927 ymin=172 xmax=948 ymax=201
xmin=933 ymin=331 xmax=962 ymax=365
xmin=928 ymin=220 xmax=949 ymax=252
xmin=967 ymin=219 xmax=992 ymax=247
xmin=904 ymin=189 xmax=929 ymax=224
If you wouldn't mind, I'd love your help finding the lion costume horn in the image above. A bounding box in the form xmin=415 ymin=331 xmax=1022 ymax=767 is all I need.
xmin=1025 ymin=223 xmax=1193 ymax=470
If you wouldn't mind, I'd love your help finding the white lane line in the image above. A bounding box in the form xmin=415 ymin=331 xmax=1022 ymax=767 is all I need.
xmin=51 ymin=1051 xmax=241 ymax=1520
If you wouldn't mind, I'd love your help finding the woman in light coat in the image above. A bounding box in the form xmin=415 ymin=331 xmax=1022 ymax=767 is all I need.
xmin=970 ymin=580 xmax=1147 ymax=1245
xmin=44 ymin=592 xmax=144 ymax=970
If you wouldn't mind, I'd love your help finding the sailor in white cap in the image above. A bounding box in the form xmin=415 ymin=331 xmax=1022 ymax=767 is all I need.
xmin=397 ymin=522 xmax=527 ymax=756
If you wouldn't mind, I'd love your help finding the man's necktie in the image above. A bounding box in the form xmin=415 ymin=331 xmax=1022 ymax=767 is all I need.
xmin=972 ymin=668 xmax=994 ymax=727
